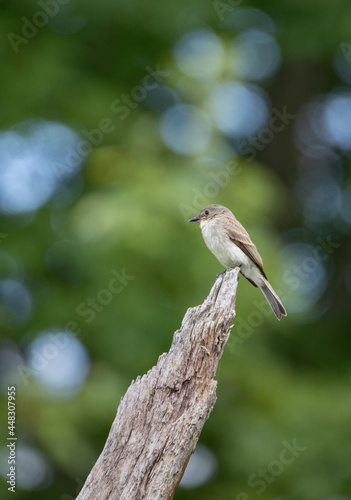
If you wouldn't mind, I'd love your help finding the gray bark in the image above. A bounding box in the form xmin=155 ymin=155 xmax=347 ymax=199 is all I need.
xmin=76 ymin=267 xmax=239 ymax=500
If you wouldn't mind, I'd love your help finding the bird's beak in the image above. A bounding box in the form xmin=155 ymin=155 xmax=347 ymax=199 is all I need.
xmin=188 ymin=216 xmax=201 ymax=222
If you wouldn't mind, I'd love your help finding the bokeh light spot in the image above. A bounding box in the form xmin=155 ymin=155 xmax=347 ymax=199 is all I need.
xmin=230 ymin=29 xmax=281 ymax=81
xmin=160 ymin=104 xmax=212 ymax=155
xmin=0 ymin=279 xmax=32 ymax=327
xmin=209 ymin=82 xmax=270 ymax=137
xmin=281 ymin=243 xmax=327 ymax=313
xmin=27 ymin=330 xmax=90 ymax=397
xmin=144 ymin=84 xmax=179 ymax=112
xmin=0 ymin=445 xmax=53 ymax=490
xmin=222 ymin=7 xmax=276 ymax=35
xmin=180 ymin=444 xmax=218 ymax=488
xmin=173 ymin=29 xmax=225 ymax=79
xmin=322 ymin=92 xmax=351 ymax=151
xmin=0 ymin=120 xmax=83 ymax=215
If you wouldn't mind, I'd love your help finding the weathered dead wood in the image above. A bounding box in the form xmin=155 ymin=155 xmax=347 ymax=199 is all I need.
xmin=76 ymin=267 xmax=239 ymax=500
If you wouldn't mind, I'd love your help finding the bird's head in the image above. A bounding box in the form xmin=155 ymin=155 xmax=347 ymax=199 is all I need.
xmin=188 ymin=204 xmax=230 ymax=224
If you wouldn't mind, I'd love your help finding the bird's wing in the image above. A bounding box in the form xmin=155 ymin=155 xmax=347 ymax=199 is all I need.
xmin=225 ymin=219 xmax=267 ymax=279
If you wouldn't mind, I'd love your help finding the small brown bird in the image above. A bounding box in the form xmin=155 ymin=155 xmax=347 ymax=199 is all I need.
xmin=189 ymin=204 xmax=287 ymax=320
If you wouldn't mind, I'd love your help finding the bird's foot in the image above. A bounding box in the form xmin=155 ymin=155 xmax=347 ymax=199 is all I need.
xmin=216 ymin=270 xmax=227 ymax=278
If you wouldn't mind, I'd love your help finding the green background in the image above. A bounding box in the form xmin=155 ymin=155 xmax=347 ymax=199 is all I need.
xmin=1 ymin=0 xmax=351 ymax=499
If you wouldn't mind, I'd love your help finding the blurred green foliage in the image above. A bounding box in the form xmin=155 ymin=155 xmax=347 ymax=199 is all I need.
xmin=1 ymin=1 xmax=351 ymax=499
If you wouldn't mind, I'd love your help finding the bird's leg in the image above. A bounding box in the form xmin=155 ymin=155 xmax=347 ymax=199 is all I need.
xmin=216 ymin=267 xmax=236 ymax=278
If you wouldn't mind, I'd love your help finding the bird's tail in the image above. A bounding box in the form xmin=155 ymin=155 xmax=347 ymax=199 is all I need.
xmin=260 ymin=279 xmax=287 ymax=320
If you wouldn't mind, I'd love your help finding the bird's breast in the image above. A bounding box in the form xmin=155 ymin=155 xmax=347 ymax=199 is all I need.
xmin=200 ymin=219 xmax=247 ymax=268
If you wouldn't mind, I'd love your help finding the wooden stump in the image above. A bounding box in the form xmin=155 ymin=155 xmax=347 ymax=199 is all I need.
xmin=76 ymin=267 xmax=239 ymax=500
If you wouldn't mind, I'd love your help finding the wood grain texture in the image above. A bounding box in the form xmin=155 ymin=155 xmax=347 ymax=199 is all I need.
xmin=76 ymin=267 xmax=239 ymax=500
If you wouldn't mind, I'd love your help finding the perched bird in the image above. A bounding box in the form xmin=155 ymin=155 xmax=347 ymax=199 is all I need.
xmin=189 ymin=204 xmax=287 ymax=320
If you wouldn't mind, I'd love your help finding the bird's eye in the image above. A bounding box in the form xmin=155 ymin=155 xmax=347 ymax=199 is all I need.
xmin=205 ymin=210 xmax=209 ymax=215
